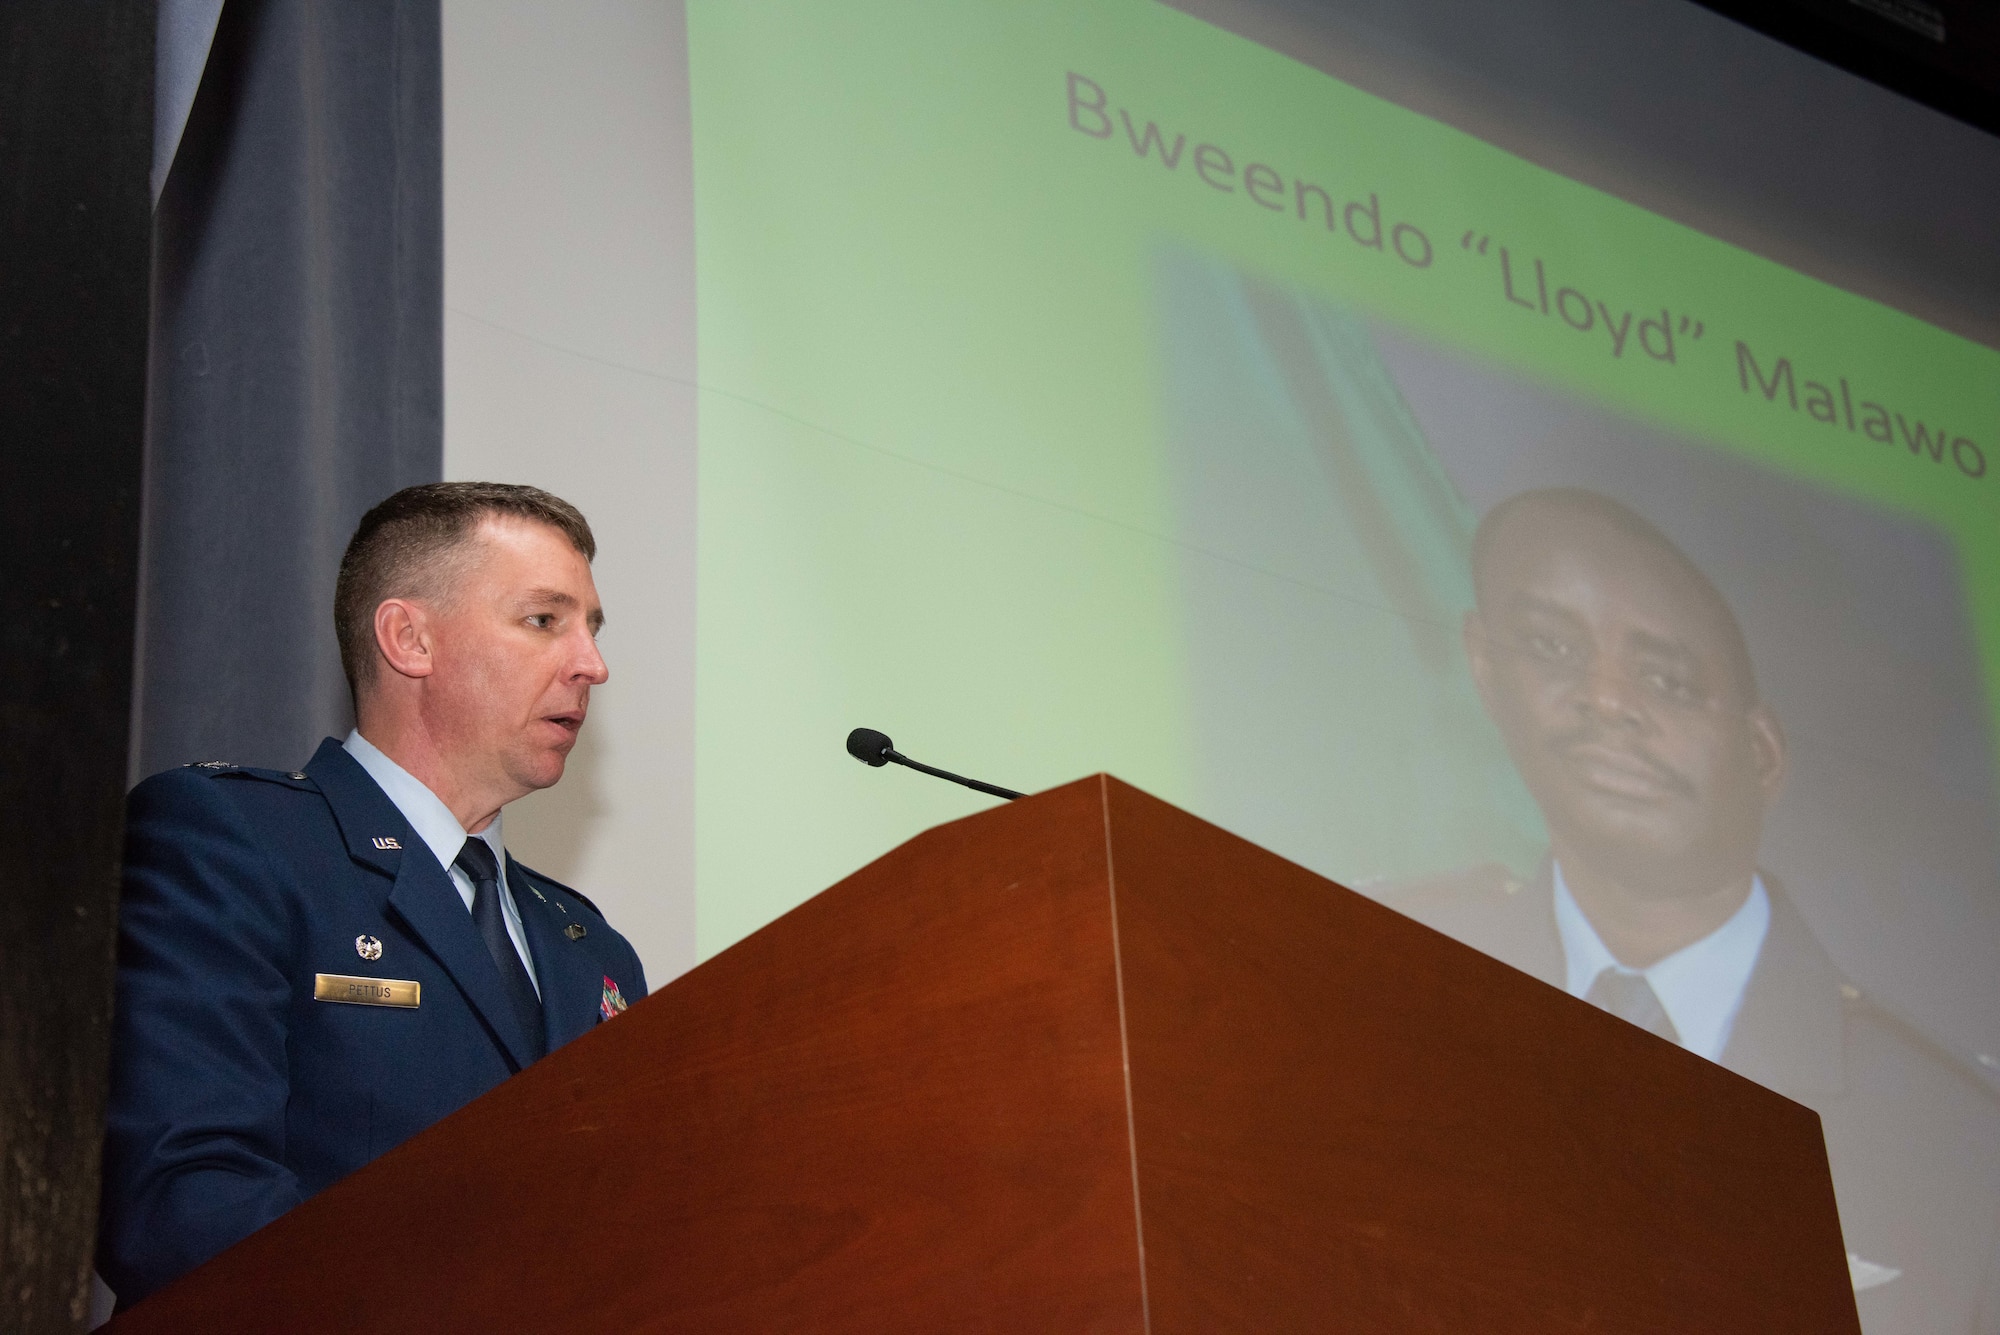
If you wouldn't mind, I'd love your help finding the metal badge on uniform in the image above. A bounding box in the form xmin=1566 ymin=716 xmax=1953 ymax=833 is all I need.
xmin=599 ymin=976 xmax=628 ymax=1020
xmin=355 ymin=934 xmax=383 ymax=960
xmin=371 ymin=836 xmax=401 ymax=850
xmin=1848 ymin=1252 xmax=1902 ymax=1291
xmin=564 ymin=922 xmax=587 ymax=941
xmin=314 ymin=974 xmax=420 ymax=1008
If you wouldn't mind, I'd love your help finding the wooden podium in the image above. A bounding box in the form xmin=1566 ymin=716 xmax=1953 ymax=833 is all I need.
xmin=109 ymin=776 xmax=1859 ymax=1332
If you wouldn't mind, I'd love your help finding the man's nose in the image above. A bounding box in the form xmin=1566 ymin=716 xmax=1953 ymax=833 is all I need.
xmin=570 ymin=630 xmax=609 ymax=685
xmin=1577 ymin=661 xmax=1643 ymax=729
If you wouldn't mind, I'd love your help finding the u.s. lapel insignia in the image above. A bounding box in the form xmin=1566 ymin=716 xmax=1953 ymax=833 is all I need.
xmin=564 ymin=922 xmax=587 ymax=941
xmin=355 ymin=934 xmax=383 ymax=961
xmin=371 ymin=836 xmax=401 ymax=850
xmin=599 ymin=976 xmax=628 ymax=1021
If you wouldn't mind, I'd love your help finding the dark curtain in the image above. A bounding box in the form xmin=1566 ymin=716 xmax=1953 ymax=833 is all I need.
xmin=131 ymin=0 xmax=442 ymax=782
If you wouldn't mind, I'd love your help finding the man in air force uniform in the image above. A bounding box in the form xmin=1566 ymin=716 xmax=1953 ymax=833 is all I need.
xmin=1390 ymin=487 xmax=2000 ymax=1335
xmin=98 ymin=483 xmax=648 ymax=1307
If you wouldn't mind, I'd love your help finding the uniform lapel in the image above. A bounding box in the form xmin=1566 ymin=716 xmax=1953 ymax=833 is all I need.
xmin=507 ymin=856 xmax=596 ymax=1052
xmin=1718 ymin=873 xmax=1846 ymax=1102
xmin=1456 ymin=857 xmax=1564 ymax=987
xmin=304 ymin=737 xmax=406 ymax=878
xmin=305 ymin=738 xmax=541 ymax=1072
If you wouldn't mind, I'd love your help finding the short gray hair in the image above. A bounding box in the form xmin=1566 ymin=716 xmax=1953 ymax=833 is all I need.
xmin=334 ymin=481 xmax=596 ymax=697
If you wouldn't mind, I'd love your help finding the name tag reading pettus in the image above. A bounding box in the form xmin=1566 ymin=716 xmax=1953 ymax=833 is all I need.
xmin=313 ymin=974 xmax=420 ymax=1008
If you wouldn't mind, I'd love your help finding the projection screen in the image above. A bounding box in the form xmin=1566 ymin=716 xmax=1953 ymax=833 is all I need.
xmin=443 ymin=2 xmax=2000 ymax=1328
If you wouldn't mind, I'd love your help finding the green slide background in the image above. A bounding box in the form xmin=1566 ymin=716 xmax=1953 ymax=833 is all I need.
xmin=684 ymin=0 xmax=2000 ymax=956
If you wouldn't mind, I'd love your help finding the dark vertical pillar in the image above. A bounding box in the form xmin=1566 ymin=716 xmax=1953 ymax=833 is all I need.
xmin=0 ymin=3 xmax=154 ymax=1331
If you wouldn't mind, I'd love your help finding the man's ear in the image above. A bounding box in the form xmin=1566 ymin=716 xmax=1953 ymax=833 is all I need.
xmin=373 ymin=598 xmax=436 ymax=680
xmin=1748 ymin=701 xmax=1788 ymax=806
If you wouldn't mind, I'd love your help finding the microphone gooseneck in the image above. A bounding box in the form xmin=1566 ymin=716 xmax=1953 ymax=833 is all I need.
xmin=844 ymin=727 xmax=1026 ymax=801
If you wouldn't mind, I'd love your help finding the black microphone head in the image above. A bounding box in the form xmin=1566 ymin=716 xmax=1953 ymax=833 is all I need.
xmin=846 ymin=727 xmax=894 ymax=767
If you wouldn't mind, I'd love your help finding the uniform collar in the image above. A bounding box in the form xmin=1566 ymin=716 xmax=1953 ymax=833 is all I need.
xmin=342 ymin=730 xmax=503 ymax=872
xmin=1492 ymin=857 xmax=1845 ymax=1096
xmin=1552 ymin=862 xmax=1770 ymax=1063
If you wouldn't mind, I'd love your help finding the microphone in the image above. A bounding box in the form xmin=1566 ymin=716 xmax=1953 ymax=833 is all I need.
xmin=845 ymin=728 xmax=1026 ymax=801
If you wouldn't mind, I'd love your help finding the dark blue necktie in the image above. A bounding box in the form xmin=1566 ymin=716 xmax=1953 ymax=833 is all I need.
xmin=453 ymin=837 xmax=545 ymax=1058
xmin=1585 ymin=968 xmax=1680 ymax=1044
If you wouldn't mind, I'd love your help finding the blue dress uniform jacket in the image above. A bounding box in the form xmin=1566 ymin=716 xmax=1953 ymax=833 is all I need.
xmin=98 ymin=738 xmax=648 ymax=1306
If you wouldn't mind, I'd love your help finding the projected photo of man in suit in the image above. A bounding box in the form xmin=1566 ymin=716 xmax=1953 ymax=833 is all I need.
xmin=1393 ymin=487 xmax=2000 ymax=1334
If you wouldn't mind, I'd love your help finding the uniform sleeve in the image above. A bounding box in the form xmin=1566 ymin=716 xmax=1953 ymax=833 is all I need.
xmin=622 ymin=934 xmax=649 ymax=1002
xmin=97 ymin=771 xmax=305 ymax=1306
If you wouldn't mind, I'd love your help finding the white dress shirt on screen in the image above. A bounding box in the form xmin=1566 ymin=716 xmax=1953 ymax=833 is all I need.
xmin=1552 ymin=861 xmax=1769 ymax=1062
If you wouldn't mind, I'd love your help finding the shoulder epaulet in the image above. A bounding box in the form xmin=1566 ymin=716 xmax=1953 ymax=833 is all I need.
xmin=512 ymin=863 xmax=606 ymax=920
xmin=182 ymin=761 xmax=313 ymax=784
xmin=1828 ymin=977 xmax=2000 ymax=1105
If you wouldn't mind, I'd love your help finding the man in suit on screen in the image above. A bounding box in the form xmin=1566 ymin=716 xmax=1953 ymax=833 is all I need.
xmin=98 ymin=482 xmax=648 ymax=1308
xmin=1390 ymin=487 xmax=2000 ymax=1334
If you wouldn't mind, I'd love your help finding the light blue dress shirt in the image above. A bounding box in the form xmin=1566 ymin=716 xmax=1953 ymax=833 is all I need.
xmin=1553 ymin=862 xmax=1769 ymax=1062
xmin=343 ymin=730 xmax=540 ymax=996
